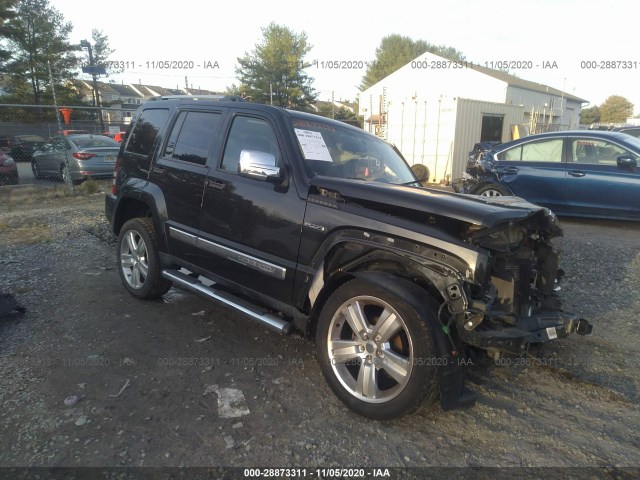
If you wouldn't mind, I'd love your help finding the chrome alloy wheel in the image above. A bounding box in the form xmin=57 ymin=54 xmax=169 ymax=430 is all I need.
xmin=479 ymin=188 xmax=503 ymax=197
xmin=327 ymin=296 xmax=414 ymax=403
xmin=119 ymin=230 xmax=149 ymax=289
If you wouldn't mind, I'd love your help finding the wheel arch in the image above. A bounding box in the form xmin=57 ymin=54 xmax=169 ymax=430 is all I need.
xmin=113 ymin=183 xmax=169 ymax=252
xmin=303 ymin=235 xmax=473 ymax=333
xmin=472 ymin=180 xmax=513 ymax=196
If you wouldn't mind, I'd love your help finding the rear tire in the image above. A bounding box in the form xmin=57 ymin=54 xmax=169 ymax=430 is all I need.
xmin=475 ymin=183 xmax=510 ymax=197
xmin=117 ymin=217 xmax=172 ymax=299
xmin=316 ymin=279 xmax=438 ymax=420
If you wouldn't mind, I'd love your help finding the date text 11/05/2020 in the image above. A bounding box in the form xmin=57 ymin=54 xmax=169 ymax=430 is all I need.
xmin=243 ymin=468 xmax=391 ymax=478
xmin=97 ymin=60 xmax=221 ymax=70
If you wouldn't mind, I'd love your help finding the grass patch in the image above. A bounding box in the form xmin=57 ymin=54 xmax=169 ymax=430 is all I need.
xmin=0 ymin=180 xmax=110 ymax=213
xmin=0 ymin=216 xmax=52 ymax=246
xmin=77 ymin=178 xmax=100 ymax=195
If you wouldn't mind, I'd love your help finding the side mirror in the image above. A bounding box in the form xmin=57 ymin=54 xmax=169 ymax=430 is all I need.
xmin=617 ymin=155 xmax=637 ymax=170
xmin=239 ymin=150 xmax=282 ymax=182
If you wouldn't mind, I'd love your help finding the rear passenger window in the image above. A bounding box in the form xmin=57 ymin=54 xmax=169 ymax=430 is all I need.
xmin=126 ymin=109 xmax=169 ymax=156
xmin=500 ymin=139 xmax=563 ymax=163
xmin=163 ymin=111 xmax=221 ymax=165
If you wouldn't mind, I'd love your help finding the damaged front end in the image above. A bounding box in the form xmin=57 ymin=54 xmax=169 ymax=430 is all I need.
xmin=451 ymin=146 xmax=499 ymax=194
xmin=453 ymin=207 xmax=592 ymax=358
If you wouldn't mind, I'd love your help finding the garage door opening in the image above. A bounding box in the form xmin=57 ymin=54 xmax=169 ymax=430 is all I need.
xmin=481 ymin=115 xmax=504 ymax=142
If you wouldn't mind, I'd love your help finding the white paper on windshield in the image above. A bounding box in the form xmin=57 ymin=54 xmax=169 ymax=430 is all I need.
xmin=294 ymin=129 xmax=333 ymax=162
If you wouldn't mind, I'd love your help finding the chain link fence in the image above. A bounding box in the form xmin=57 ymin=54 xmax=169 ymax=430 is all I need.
xmin=0 ymin=104 xmax=127 ymax=190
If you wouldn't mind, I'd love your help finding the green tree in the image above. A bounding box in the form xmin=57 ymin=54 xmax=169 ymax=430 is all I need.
xmin=0 ymin=0 xmax=17 ymax=62
xmin=0 ymin=0 xmax=79 ymax=105
xmin=88 ymin=28 xmax=121 ymax=75
xmin=224 ymin=82 xmax=249 ymax=98
xmin=599 ymin=95 xmax=634 ymax=123
xmin=579 ymin=105 xmax=600 ymax=125
xmin=360 ymin=34 xmax=465 ymax=90
xmin=236 ymin=22 xmax=316 ymax=110
xmin=314 ymin=101 xmax=360 ymax=126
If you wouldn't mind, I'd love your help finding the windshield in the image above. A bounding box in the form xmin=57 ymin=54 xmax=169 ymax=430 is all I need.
xmin=618 ymin=133 xmax=640 ymax=152
xmin=290 ymin=117 xmax=417 ymax=185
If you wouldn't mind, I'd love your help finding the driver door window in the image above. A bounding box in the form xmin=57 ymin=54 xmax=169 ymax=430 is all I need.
xmin=571 ymin=139 xmax=631 ymax=165
xmin=220 ymin=116 xmax=281 ymax=173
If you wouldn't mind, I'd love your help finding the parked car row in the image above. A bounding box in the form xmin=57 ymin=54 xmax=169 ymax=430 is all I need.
xmin=452 ymin=130 xmax=640 ymax=220
xmin=0 ymin=130 xmax=126 ymax=187
xmin=0 ymin=134 xmax=46 ymax=162
xmin=0 ymin=130 xmax=125 ymax=162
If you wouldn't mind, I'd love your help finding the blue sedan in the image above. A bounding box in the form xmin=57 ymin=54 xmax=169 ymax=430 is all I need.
xmin=453 ymin=131 xmax=640 ymax=220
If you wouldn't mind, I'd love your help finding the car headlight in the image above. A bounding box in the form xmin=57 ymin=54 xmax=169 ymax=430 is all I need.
xmin=461 ymin=171 xmax=473 ymax=180
xmin=1 ymin=156 xmax=15 ymax=165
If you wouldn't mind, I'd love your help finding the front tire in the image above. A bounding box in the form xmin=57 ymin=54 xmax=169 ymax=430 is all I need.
xmin=316 ymin=279 xmax=438 ymax=420
xmin=31 ymin=162 xmax=41 ymax=180
xmin=117 ymin=218 xmax=172 ymax=299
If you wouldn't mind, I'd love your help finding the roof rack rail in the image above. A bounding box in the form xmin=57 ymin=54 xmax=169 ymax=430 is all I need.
xmin=149 ymin=94 xmax=245 ymax=102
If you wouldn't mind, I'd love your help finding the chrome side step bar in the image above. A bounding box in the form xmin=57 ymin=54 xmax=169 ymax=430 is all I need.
xmin=161 ymin=269 xmax=293 ymax=335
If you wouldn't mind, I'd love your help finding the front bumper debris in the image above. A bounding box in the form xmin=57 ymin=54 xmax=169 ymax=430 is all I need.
xmin=456 ymin=311 xmax=593 ymax=355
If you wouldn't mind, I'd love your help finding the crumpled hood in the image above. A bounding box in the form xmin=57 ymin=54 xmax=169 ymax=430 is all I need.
xmin=310 ymin=176 xmax=560 ymax=231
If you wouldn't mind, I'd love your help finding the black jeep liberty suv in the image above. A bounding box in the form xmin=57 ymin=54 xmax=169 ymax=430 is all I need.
xmin=105 ymin=95 xmax=592 ymax=420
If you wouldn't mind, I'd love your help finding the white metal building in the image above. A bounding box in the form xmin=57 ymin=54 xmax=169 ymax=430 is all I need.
xmin=359 ymin=52 xmax=587 ymax=182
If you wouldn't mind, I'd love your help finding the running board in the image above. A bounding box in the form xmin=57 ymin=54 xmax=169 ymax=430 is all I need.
xmin=161 ymin=269 xmax=293 ymax=335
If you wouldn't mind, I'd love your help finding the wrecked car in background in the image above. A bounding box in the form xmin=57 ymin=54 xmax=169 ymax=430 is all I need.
xmin=106 ymin=96 xmax=592 ymax=419
xmin=453 ymin=131 xmax=640 ymax=220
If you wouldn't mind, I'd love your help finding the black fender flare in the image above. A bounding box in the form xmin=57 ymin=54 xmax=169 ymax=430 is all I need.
xmin=114 ymin=180 xmax=170 ymax=251
xmin=351 ymin=270 xmax=477 ymax=411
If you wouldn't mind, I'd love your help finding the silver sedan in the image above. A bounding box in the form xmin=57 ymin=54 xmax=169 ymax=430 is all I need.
xmin=32 ymin=134 xmax=120 ymax=183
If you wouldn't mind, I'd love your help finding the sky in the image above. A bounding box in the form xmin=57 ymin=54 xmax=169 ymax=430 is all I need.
xmin=50 ymin=0 xmax=639 ymax=116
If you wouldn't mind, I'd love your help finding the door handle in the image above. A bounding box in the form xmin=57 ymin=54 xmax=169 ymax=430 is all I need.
xmin=503 ymin=167 xmax=519 ymax=174
xmin=568 ymin=171 xmax=585 ymax=177
xmin=206 ymin=179 xmax=225 ymax=190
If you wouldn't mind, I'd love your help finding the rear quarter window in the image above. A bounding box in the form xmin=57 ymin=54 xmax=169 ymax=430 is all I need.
xmin=125 ymin=109 xmax=169 ymax=157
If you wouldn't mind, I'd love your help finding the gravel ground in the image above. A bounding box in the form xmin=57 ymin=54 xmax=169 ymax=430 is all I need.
xmin=0 ymin=187 xmax=639 ymax=478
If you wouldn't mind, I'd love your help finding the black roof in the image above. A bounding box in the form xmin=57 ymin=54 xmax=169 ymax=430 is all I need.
xmin=137 ymin=97 xmax=366 ymax=133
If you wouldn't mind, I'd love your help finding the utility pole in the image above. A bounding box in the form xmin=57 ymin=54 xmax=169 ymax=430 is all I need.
xmin=331 ymin=91 xmax=335 ymax=119
xmin=48 ymin=61 xmax=74 ymax=194
xmin=80 ymin=40 xmax=105 ymax=132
